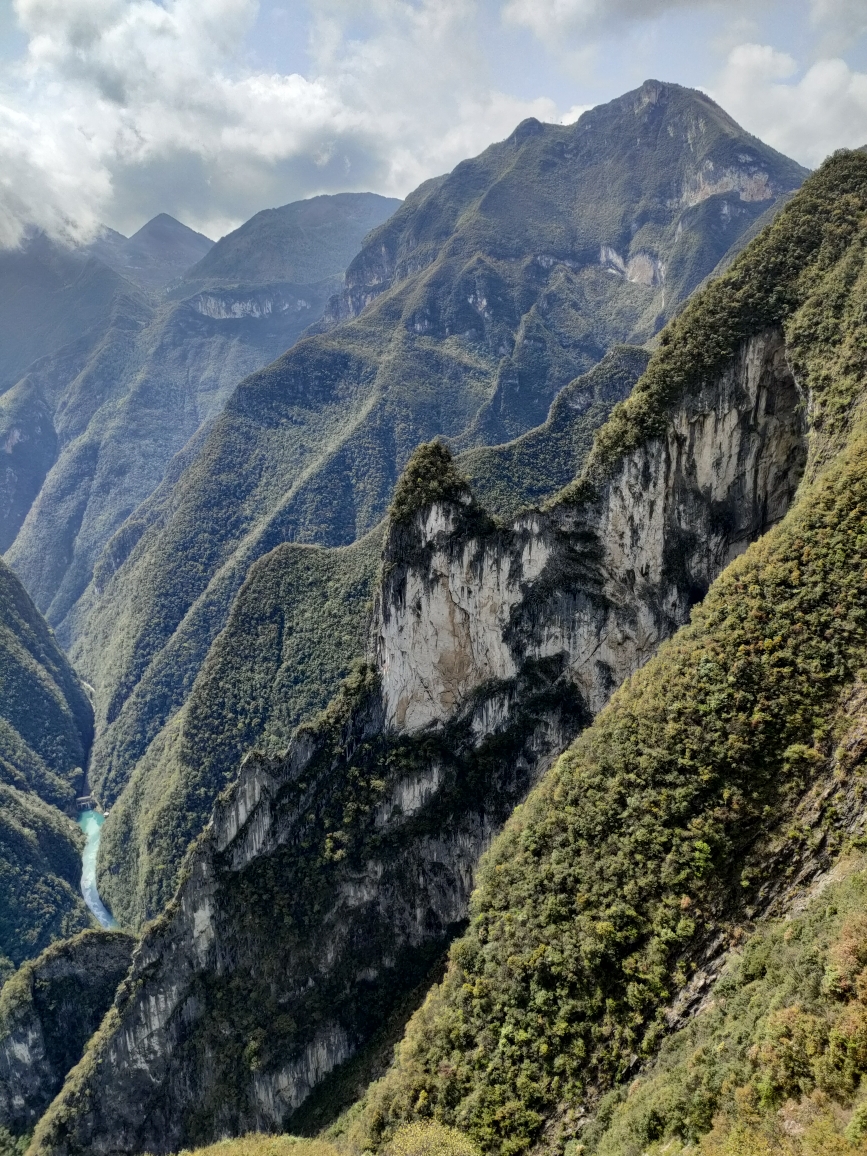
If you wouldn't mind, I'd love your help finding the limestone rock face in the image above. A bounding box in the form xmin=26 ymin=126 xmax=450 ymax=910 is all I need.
xmin=0 ymin=930 xmax=134 ymax=1137
xmin=30 ymin=326 xmax=809 ymax=1156
xmin=376 ymin=328 xmax=804 ymax=732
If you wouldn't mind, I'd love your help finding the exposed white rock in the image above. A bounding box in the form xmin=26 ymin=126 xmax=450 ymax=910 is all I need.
xmin=252 ymin=1024 xmax=351 ymax=1122
xmin=189 ymin=292 xmax=309 ymax=320
xmin=375 ymin=327 xmax=804 ymax=731
xmin=376 ymin=509 xmax=551 ymax=731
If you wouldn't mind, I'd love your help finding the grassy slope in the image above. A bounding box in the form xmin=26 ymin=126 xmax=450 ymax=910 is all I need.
xmin=0 ymin=559 xmax=93 ymax=978
xmin=344 ymin=151 xmax=867 ymax=1155
xmin=75 ymin=82 xmax=806 ymax=878
xmin=583 ymin=858 xmax=867 ymax=1155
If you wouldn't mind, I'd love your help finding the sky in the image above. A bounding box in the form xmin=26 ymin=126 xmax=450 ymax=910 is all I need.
xmin=0 ymin=0 xmax=865 ymax=245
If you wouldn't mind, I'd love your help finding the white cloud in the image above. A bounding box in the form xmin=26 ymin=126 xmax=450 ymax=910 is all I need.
xmin=501 ymin=0 xmax=752 ymax=42
xmin=712 ymin=42 xmax=867 ymax=167
xmin=0 ymin=0 xmax=570 ymax=245
xmin=810 ymin=0 xmax=867 ymax=53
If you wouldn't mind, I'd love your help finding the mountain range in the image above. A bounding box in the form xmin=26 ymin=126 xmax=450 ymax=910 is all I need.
xmin=0 ymin=192 xmax=399 ymax=625
xmin=46 ymin=81 xmax=809 ymax=933
xmin=5 ymin=77 xmax=866 ymax=1156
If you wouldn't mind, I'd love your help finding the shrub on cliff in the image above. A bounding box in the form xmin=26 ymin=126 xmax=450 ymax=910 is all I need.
xmin=170 ymin=1138 xmax=339 ymax=1156
xmin=388 ymin=443 xmax=472 ymax=525
xmin=385 ymin=1121 xmax=481 ymax=1156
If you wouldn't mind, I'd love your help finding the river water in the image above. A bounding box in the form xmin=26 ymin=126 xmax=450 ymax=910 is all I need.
xmin=78 ymin=810 xmax=118 ymax=929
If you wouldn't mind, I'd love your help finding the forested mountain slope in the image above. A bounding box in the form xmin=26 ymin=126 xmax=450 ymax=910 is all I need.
xmin=87 ymin=214 xmax=214 ymax=291
xmin=0 ymin=558 xmax=93 ymax=981
xmin=30 ymin=126 xmax=851 ymax=1156
xmin=2 ymin=193 xmax=399 ymax=635
xmin=71 ymin=81 xmax=807 ymax=876
xmin=96 ymin=344 xmax=648 ymax=930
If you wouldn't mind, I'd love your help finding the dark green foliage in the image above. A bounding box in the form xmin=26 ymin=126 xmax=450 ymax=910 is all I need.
xmin=348 ymin=151 xmax=867 ymax=1155
xmin=98 ymin=528 xmax=384 ymax=928
xmin=389 ymin=444 xmax=473 ymax=525
xmin=457 ymin=347 xmax=649 ymax=519
xmin=0 ymin=929 xmax=135 ymax=1135
xmin=0 ymin=558 xmax=91 ymax=806
xmin=0 ymin=557 xmax=93 ymax=975
xmin=0 ymin=1128 xmax=29 ymax=1156
xmin=0 ymin=786 xmax=89 ymax=981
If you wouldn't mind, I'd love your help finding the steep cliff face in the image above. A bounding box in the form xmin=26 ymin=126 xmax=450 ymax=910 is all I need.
xmin=0 ymin=931 xmax=134 ymax=1139
xmin=30 ymin=314 xmax=807 ymax=1154
xmin=68 ymin=80 xmax=807 ymax=851
xmin=376 ymin=327 xmax=803 ymax=733
xmin=96 ymin=352 xmax=647 ymax=936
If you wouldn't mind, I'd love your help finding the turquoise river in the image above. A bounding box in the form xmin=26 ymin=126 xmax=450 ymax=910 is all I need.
xmin=78 ymin=810 xmax=117 ymax=929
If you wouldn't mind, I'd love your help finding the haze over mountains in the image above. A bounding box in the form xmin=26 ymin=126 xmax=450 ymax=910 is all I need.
xmin=9 ymin=74 xmax=867 ymax=1156
xmin=0 ymin=192 xmax=399 ymax=627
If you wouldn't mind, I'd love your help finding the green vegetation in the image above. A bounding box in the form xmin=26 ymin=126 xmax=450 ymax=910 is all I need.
xmin=73 ymin=83 xmax=805 ymax=930
xmin=341 ymin=149 xmax=867 ymax=1155
xmin=181 ymin=193 xmax=401 ymax=290
xmin=169 ymin=1138 xmax=340 ymax=1156
xmin=98 ymin=527 xmax=384 ymax=928
xmin=388 ymin=443 xmax=475 ymax=525
xmin=584 ymin=862 xmax=867 ymax=1155
xmin=162 ymin=1124 xmax=479 ymax=1156
xmin=384 ymin=1122 xmax=481 ymax=1156
xmin=0 ymin=557 xmax=93 ymax=976
xmin=0 ymin=929 xmax=134 ymax=1136
xmin=0 ymin=558 xmax=91 ymax=807
xmin=0 ymin=786 xmax=88 ymax=982
xmin=457 ymin=347 xmax=648 ymax=520
xmin=0 ymin=1129 xmax=29 ymax=1156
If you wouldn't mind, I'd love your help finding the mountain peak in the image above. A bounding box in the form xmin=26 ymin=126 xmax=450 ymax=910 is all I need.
xmin=182 ymin=190 xmax=402 ymax=289
xmin=128 ymin=213 xmax=212 ymax=246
